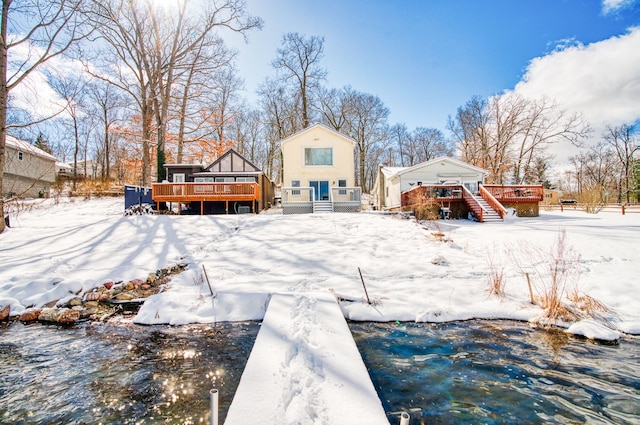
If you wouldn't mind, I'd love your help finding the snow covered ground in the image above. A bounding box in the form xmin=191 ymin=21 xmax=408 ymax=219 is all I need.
xmin=1 ymin=197 xmax=639 ymax=339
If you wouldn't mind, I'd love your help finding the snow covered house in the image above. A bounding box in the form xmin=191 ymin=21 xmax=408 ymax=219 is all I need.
xmin=280 ymin=123 xmax=361 ymax=214
xmin=152 ymin=148 xmax=274 ymax=214
xmin=3 ymin=135 xmax=56 ymax=198
xmin=373 ymin=157 xmax=544 ymax=221
xmin=373 ymin=157 xmax=490 ymax=211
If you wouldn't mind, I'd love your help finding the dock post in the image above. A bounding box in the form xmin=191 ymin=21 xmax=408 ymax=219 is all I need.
xmin=210 ymin=389 xmax=218 ymax=425
xmin=400 ymin=412 xmax=410 ymax=425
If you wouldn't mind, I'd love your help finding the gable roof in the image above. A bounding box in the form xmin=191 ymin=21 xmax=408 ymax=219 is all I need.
xmin=386 ymin=156 xmax=490 ymax=179
xmin=280 ymin=123 xmax=356 ymax=146
xmin=6 ymin=134 xmax=57 ymax=162
xmin=204 ymin=148 xmax=262 ymax=173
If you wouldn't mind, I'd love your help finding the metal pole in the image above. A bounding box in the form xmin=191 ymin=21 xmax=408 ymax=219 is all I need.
xmin=210 ymin=389 xmax=218 ymax=425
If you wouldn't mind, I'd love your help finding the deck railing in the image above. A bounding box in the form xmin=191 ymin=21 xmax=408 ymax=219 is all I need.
xmin=281 ymin=187 xmax=315 ymax=214
xmin=331 ymin=187 xmax=362 ymax=212
xmin=461 ymin=185 xmax=485 ymax=222
xmin=482 ymin=184 xmax=544 ymax=202
xmin=152 ymin=182 xmax=260 ymax=202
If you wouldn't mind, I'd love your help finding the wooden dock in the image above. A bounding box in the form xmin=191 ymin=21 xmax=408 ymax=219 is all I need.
xmin=224 ymin=292 xmax=389 ymax=424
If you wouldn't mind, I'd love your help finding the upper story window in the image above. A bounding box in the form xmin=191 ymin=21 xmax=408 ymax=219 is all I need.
xmin=304 ymin=147 xmax=332 ymax=166
xmin=18 ymin=151 xmax=23 ymax=161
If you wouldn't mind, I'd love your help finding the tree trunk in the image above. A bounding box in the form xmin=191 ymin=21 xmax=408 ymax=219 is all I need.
xmin=0 ymin=1 xmax=8 ymax=234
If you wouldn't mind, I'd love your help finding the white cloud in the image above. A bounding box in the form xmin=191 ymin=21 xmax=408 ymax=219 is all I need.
xmin=513 ymin=27 xmax=640 ymax=163
xmin=602 ymin=0 xmax=637 ymax=14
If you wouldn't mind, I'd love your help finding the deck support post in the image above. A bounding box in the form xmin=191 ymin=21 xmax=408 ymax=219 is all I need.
xmin=201 ymin=200 xmax=204 ymax=215
xmin=225 ymin=200 xmax=229 ymax=214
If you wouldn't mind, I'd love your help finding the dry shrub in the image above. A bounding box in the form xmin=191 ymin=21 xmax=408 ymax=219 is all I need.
xmin=511 ymin=229 xmax=582 ymax=326
xmin=412 ymin=200 xmax=440 ymax=221
xmin=486 ymin=245 xmax=506 ymax=298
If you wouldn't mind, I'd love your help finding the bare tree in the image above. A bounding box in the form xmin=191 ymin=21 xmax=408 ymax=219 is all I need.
xmin=1 ymin=0 xmax=88 ymax=233
xmin=341 ymin=87 xmax=389 ymax=191
xmin=272 ymin=32 xmax=326 ymax=129
xmin=388 ymin=123 xmax=409 ymax=166
xmin=87 ymin=0 xmax=261 ymax=182
xmin=410 ymin=127 xmax=452 ymax=163
xmin=450 ymin=94 xmax=589 ymax=184
xmin=603 ymin=123 xmax=639 ymax=203
xmin=258 ymin=77 xmax=297 ymax=182
xmin=570 ymin=142 xmax=618 ymax=206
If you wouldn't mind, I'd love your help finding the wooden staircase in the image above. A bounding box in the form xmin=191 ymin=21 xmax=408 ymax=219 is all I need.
xmin=474 ymin=196 xmax=503 ymax=222
xmin=461 ymin=186 xmax=504 ymax=222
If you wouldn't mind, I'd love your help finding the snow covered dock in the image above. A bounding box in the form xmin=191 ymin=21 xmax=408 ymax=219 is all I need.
xmin=224 ymin=292 xmax=389 ymax=425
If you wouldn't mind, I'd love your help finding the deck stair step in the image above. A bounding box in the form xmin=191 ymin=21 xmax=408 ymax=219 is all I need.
xmin=313 ymin=200 xmax=333 ymax=213
xmin=475 ymin=197 xmax=503 ymax=222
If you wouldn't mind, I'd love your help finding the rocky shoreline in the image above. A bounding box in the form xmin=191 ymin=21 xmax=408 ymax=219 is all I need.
xmin=0 ymin=263 xmax=187 ymax=325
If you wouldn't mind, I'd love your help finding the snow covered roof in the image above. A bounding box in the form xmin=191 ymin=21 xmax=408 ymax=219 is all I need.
xmin=280 ymin=123 xmax=356 ymax=146
xmin=6 ymin=135 xmax=57 ymax=162
xmin=383 ymin=156 xmax=490 ymax=179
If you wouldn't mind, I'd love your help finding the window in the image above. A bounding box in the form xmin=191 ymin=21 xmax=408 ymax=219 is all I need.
xmin=291 ymin=180 xmax=300 ymax=195
xmin=18 ymin=151 xmax=23 ymax=161
xmin=338 ymin=179 xmax=347 ymax=195
xmin=236 ymin=177 xmax=256 ymax=182
xmin=173 ymin=173 xmax=185 ymax=183
xmin=304 ymin=148 xmax=332 ymax=166
xmin=194 ymin=177 xmax=214 ymax=182
xmin=215 ymin=177 xmax=235 ymax=182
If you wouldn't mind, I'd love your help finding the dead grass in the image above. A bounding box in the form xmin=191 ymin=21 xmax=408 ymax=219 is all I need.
xmin=486 ymin=246 xmax=506 ymax=298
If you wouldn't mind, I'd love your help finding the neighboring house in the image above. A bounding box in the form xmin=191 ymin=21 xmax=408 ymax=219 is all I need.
xmin=3 ymin=135 xmax=56 ymax=198
xmin=280 ymin=123 xmax=361 ymax=213
xmin=152 ymin=148 xmax=274 ymax=214
xmin=56 ymin=162 xmax=72 ymax=178
xmin=542 ymin=189 xmax=559 ymax=205
xmin=69 ymin=160 xmax=102 ymax=179
xmin=372 ymin=157 xmax=490 ymax=211
xmin=373 ymin=157 xmax=544 ymax=221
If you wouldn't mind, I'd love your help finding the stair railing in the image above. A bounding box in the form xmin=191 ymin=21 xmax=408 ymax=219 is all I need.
xmin=461 ymin=185 xmax=484 ymax=222
xmin=479 ymin=185 xmax=507 ymax=219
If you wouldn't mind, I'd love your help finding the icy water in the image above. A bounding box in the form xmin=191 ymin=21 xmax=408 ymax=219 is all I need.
xmin=0 ymin=320 xmax=259 ymax=425
xmin=350 ymin=320 xmax=640 ymax=425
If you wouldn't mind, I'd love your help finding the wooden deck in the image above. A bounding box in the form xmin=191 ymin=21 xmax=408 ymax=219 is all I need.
xmin=151 ymin=182 xmax=261 ymax=214
xmin=401 ymin=184 xmax=544 ymax=221
xmin=482 ymin=184 xmax=544 ymax=203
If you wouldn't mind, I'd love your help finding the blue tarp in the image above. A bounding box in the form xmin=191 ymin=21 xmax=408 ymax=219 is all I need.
xmin=124 ymin=185 xmax=153 ymax=210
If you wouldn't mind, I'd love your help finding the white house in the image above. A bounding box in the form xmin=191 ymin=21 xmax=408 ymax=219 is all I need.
xmin=280 ymin=123 xmax=361 ymax=213
xmin=372 ymin=156 xmax=490 ymax=210
xmin=3 ymin=135 xmax=57 ymax=198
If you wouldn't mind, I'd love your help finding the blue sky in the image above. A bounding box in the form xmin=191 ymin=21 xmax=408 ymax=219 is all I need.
xmin=229 ymin=0 xmax=640 ymax=142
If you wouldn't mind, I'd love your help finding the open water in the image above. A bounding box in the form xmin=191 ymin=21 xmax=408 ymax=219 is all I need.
xmin=350 ymin=320 xmax=640 ymax=425
xmin=0 ymin=320 xmax=259 ymax=424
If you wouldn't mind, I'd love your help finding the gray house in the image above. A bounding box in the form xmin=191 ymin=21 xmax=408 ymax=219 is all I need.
xmin=3 ymin=135 xmax=57 ymax=198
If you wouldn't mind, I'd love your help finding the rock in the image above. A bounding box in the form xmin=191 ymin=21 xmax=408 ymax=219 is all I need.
xmin=115 ymin=292 xmax=135 ymax=301
xmin=38 ymin=308 xmax=60 ymax=322
xmin=98 ymin=293 xmax=109 ymax=302
xmin=103 ymin=281 xmax=114 ymax=290
xmin=19 ymin=308 xmax=42 ymax=322
xmin=68 ymin=297 xmax=83 ymax=307
xmin=84 ymin=301 xmax=99 ymax=308
xmin=131 ymin=279 xmax=145 ymax=287
xmin=0 ymin=305 xmax=9 ymax=321
xmin=147 ymin=273 xmax=157 ymax=284
xmin=124 ymin=282 xmax=135 ymax=291
xmin=43 ymin=300 xmax=58 ymax=308
xmin=141 ymin=284 xmax=151 ymax=290
xmin=85 ymin=292 xmax=102 ymax=302
xmin=56 ymin=309 xmax=80 ymax=324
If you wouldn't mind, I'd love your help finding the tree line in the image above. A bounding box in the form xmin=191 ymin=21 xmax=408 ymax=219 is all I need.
xmin=1 ymin=0 xmax=638 ymax=234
